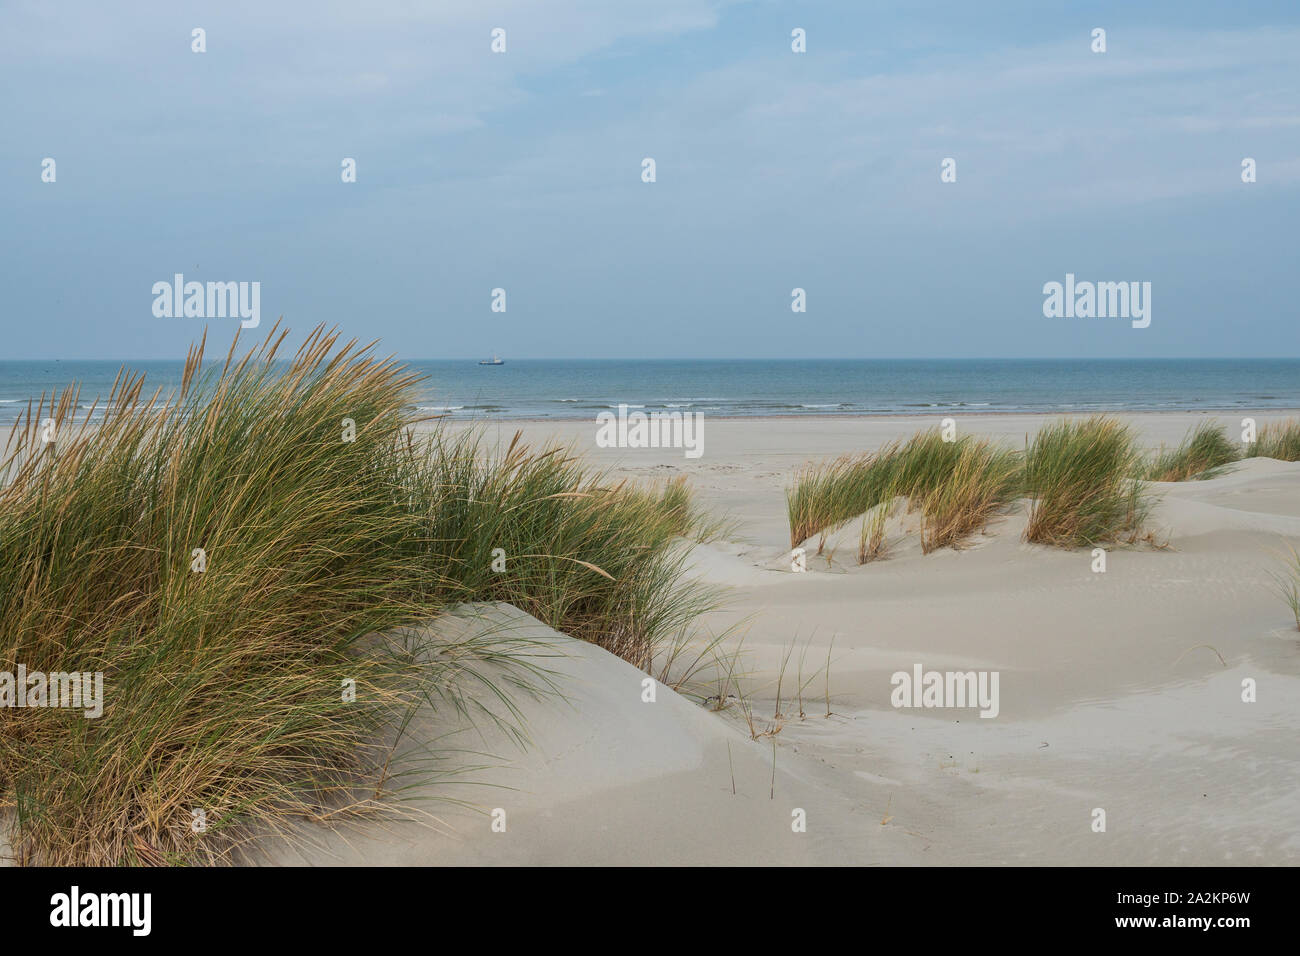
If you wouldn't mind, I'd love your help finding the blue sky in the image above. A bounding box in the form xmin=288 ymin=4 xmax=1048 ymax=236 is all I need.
xmin=3 ymin=0 xmax=1298 ymax=359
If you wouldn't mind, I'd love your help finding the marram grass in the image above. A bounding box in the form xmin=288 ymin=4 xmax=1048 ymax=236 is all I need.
xmin=789 ymin=416 xmax=1158 ymax=552
xmin=404 ymin=429 xmax=725 ymax=672
xmin=1143 ymin=420 xmax=1240 ymax=482
xmin=788 ymin=430 xmax=1021 ymax=554
xmin=1273 ymin=546 xmax=1300 ymax=631
xmin=1246 ymin=418 xmax=1300 ymax=462
xmin=1023 ymin=416 xmax=1148 ymax=547
xmin=0 ymin=324 xmax=721 ymax=866
xmin=919 ymin=441 xmax=1021 ymax=553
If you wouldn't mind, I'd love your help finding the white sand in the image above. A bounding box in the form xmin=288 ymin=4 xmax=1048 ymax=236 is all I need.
xmin=252 ymin=603 xmax=875 ymax=865
xmin=264 ymin=413 xmax=1300 ymax=865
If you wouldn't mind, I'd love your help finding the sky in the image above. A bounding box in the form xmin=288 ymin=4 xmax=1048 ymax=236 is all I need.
xmin=2 ymin=0 xmax=1299 ymax=360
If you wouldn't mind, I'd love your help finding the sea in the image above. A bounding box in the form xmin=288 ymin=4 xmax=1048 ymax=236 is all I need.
xmin=1 ymin=358 xmax=1298 ymax=424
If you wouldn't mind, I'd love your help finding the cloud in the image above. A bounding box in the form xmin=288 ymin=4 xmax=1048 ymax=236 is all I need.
xmin=458 ymin=23 xmax=1300 ymax=224
xmin=3 ymin=2 xmax=1298 ymax=359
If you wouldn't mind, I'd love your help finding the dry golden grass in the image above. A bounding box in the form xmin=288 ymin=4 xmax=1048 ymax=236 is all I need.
xmin=919 ymin=442 xmax=1020 ymax=553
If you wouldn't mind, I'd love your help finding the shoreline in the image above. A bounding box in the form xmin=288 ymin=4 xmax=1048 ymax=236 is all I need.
xmin=420 ymin=410 xmax=1300 ymax=468
xmin=427 ymin=407 xmax=1300 ymax=425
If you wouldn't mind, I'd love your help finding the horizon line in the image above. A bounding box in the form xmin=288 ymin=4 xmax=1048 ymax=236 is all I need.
xmin=6 ymin=355 xmax=1300 ymax=363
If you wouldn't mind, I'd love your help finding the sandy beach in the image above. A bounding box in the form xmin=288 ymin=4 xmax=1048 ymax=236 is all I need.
xmin=246 ymin=411 xmax=1300 ymax=866
xmin=11 ymin=2 xmax=1300 ymax=937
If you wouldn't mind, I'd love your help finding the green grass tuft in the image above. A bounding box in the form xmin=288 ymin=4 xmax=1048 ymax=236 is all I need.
xmin=788 ymin=429 xmax=1021 ymax=554
xmin=1246 ymin=418 xmax=1300 ymax=462
xmin=0 ymin=324 xmax=721 ymax=865
xmin=1143 ymin=420 xmax=1240 ymax=482
xmin=790 ymin=417 xmax=1159 ymax=554
xmin=1023 ymin=416 xmax=1148 ymax=547
xmin=919 ymin=441 xmax=1021 ymax=553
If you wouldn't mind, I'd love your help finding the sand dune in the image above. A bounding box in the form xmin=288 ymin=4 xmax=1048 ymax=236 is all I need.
xmin=685 ymin=456 xmax=1300 ymax=865
xmin=251 ymin=603 xmax=891 ymax=865
xmin=257 ymin=415 xmax=1300 ymax=865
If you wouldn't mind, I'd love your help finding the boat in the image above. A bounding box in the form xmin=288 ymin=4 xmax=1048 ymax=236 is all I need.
xmin=478 ymin=355 xmax=505 ymax=365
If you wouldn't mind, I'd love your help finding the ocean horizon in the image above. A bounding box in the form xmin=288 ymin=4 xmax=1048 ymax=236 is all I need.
xmin=2 ymin=357 xmax=1300 ymax=424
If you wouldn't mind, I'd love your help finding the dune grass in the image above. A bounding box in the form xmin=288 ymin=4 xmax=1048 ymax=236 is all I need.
xmin=857 ymin=494 xmax=895 ymax=564
xmin=1023 ymin=416 xmax=1148 ymax=547
xmin=886 ymin=430 xmax=973 ymax=503
xmin=0 ymin=325 xmax=721 ymax=865
xmin=790 ymin=416 xmax=1158 ymax=553
xmin=788 ymin=430 xmax=1021 ymax=554
xmin=1272 ymin=546 xmax=1300 ymax=631
xmin=919 ymin=442 xmax=1021 ymax=553
xmin=1141 ymin=417 xmax=1300 ymax=477
xmin=403 ymin=429 xmax=724 ymax=672
xmin=1143 ymin=421 xmax=1240 ymax=482
xmin=786 ymin=431 xmax=954 ymax=549
xmin=1246 ymin=418 xmax=1300 ymax=462
xmin=786 ymin=448 xmax=895 ymax=551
